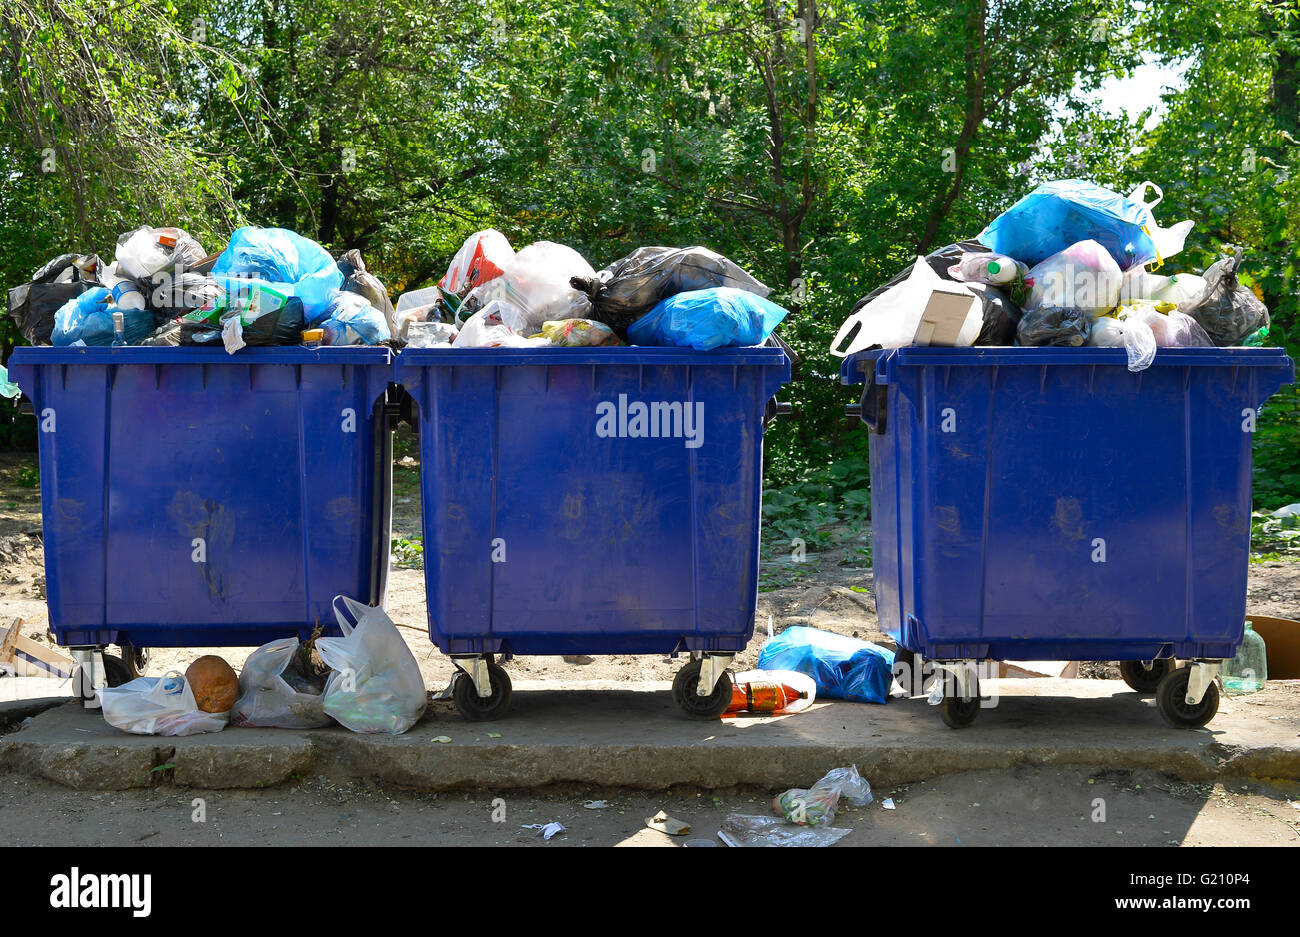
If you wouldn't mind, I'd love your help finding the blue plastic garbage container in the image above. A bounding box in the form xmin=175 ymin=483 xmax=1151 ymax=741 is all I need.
xmin=394 ymin=344 xmax=791 ymax=720
xmin=842 ymin=346 xmax=1294 ymax=729
xmin=8 ymin=346 xmax=394 ymax=676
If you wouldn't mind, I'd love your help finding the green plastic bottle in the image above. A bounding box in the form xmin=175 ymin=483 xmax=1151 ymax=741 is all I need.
xmin=1222 ymin=622 xmax=1267 ymax=695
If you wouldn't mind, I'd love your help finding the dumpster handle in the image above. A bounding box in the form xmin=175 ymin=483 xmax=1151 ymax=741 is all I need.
xmin=856 ymin=367 xmax=888 ymax=434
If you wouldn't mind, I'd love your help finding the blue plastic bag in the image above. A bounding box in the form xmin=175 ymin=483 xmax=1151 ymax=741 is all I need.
xmin=319 ymin=292 xmax=391 ymax=345
xmin=756 ymin=626 xmax=895 ymax=704
xmin=627 ymin=286 xmax=788 ymax=350
xmin=51 ymin=288 xmax=155 ymax=346
xmin=978 ymin=179 xmax=1166 ymax=270
xmin=212 ymin=227 xmax=344 ymax=324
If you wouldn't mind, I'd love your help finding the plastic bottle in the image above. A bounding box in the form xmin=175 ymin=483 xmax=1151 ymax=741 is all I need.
xmin=950 ymin=252 xmax=1028 ymax=286
xmin=1222 ymin=622 xmax=1267 ymax=695
xmin=111 ymin=311 xmax=127 ymax=347
xmin=727 ymin=676 xmax=809 ymax=714
xmin=104 ymin=262 xmax=147 ymax=312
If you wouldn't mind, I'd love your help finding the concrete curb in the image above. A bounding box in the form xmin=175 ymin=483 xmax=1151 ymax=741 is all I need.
xmin=3 ymin=680 xmax=1298 ymax=791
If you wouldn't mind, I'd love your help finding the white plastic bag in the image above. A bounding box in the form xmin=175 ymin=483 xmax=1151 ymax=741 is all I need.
xmin=1024 ymin=240 xmax=1122 ymax=316
xmin=465 ymin=241 xmax=595 ymax=331
xmin=439 ymin=229 xmax=515 ymax=295
xmin=1088 ymin=314 xmax=1157 ymax=372
xmin=772 ymin=764 xmax=873 ymax=826
xmin=100 ymin=672 xmax=229 ymax=736
xmin=232 ymin=638 xmax=334 ymax=729
xmin=830 ymin=259 xmax=972 ymax=356
xmin=1122 ymin=304 xmax=1213 ymax=348
xmin=317 ymin=596 xmax=427 ymax=734
xmin=1127 ymin=182 xmax=1194 ymax=265
xmin=453 ymin=300 xmax=550 ymax=348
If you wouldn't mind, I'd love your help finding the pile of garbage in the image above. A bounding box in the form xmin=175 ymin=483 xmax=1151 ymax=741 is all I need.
xmin=8 ymin=225 xmax=790 ymax=354
xmin=832 ymin=179 xmax=1272 ymax=371
xmin=99 ymin=597 xmax=427 ymax=737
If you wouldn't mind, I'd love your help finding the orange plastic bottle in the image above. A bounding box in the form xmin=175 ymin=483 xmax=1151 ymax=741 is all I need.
xmin=727 ymin=677 xmax=809 ymax=714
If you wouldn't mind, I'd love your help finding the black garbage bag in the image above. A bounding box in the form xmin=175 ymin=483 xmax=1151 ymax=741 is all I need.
xmin=571 ymin=246 xmax=770 ymax=337
xmin=842 ymin=241 xmax=1022 ymax=348
xmin=7 ymin=253 xmax=103 ymax=344
xmin=1015 ymin=305 xmax=1093 ymax=347
xmin=180 ymin=296 xmax=306 ymax=347
xmin=1178 ymin=248 xmax=1270 ymax=346
xmin=338 ymin=249 xmax=395 ymax=324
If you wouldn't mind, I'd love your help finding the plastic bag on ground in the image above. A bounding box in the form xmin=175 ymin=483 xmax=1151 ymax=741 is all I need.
xmin=462 ymin=241 xmax=595 ymax=331
xmin=1015 ymin=305 xmax=1093 ymax=347
xmin=977 ymin=178 xmax=1192 ymax=269
xmin=773 ymin=764 xmax=873 ymax=826
xmin=100 ymin=672 xmax=229 ymax=736
xmin=628 ymin=286 xmax=789 ymax=350
xmin=316 ymin=596 xmax=427 ymax=734
xmin=1177 ymin=248 xmax=1270 ymax=346
xmin=718 ymin=814 xmax=851 ymax=847
xmin=1023 ymin=240 xmax=1122 ymax=316
xmin=439 ymin=229 xmax=515 ymax=296
xmin=212 ymin=226 xmax=344 ymax=324
xmin=232 ymin=637 xmax=334 ymax=729
xmin=51 ymin=288 xmax=155 ymax=346
xmin=7 ymin=253 xmax=102 ymax=344
xmin=756 ymin=626 xmax=894 ymax=704
xmin=453 ymin=301 xmax=550 ymax=348
xmin=571 ymin=245 xmax=771 ymax=336
xmin=318 ymin=291 xmax=391 ymax=345
xmin=1087 ymin=313 xmax=1157 ymax=371
xmin=538 ymin=318 xmax=624 ymax=346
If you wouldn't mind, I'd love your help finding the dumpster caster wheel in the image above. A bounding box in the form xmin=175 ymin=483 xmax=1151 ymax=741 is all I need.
xmin=1155 ymin=666 xmax=1218 ymax=729
xmin=1120 ymin=659 xmax=1173 ymax=694
xmin=100 ymin=654 xmax=132 ymax=688
xmin=673 ymin=660 xmax=733 ymax=719
xmin=452 ymin=663 xmax=512 ymax=722
xmin=938 ymin=692 xmax=980 ymax=729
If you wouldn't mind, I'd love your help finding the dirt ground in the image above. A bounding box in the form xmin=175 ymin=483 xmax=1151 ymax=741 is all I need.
xmin=3 ymin=767 xmax=1298 ymax=847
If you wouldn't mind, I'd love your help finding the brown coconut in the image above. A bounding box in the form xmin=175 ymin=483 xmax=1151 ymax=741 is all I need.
xmin=185 ymin=655 xmax=239 ymax=713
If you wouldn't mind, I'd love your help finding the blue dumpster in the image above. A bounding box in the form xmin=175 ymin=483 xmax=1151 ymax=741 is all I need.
xmin=842 ymin=346 xmax=1294 ymax=728
xmin=8 ymin=346 xmax=394 ymax=674
xmin=394 ymin=344 xmax=791 ymax=720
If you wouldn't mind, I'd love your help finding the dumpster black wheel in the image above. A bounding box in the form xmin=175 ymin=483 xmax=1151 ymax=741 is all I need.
xmin=1120 ymin=659 xmax=1173 ymax=694
xmin=452 ymin=662 xmax=512 ymax=722
xmin=938 ymin=674 xmax=981 ymax=729
xmin=1155 ymin=666 xmax=1218 ymax=729
xmin=100 ymin=653 xmax=132 ymax=688
xmin=673 ymin=660 xmax=734 ymax=719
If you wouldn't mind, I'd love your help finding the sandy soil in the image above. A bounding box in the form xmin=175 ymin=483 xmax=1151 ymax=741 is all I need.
xmin=3 ymin=767 xmax=1298 ymax=847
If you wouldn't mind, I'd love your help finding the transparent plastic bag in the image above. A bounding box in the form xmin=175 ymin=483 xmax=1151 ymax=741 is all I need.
xmin=772 ymin=764 xmax=873 ymax=826
xmin=571 ymin=245 xmax=770 ymax=335
xmin=319 ymin=291 xmax=392 ymax=345
xmin=439 ymin=229 xmax=514 ymax=295
xmin=718 ymin=814 xmax=851 ymax=847
xmin=538 ymin=318 xmax=624 ymax=346
xmin=453 ymin=301 xmax=549 ymax=347
xmin=231 ymin=638 xmax=334 ymax=729
xmin=947 ymin=251 xmax=1027 ymax=286
xmin=100 ymin=671 xmax=229 ymax=736
xmin=212 ymin=226 xmax=344 ymax=323
xmin=464 ymin=241 xmax=595 ymax=331
xmin=1120 ymin=267 xmax=1207 ymax=305
xmin=316 ymin=596 xmax=427 ymax=734
xmin=628 ymin=286 xmax=789 ymax=350
xmin=1120 ymin=303 xmax=1213 ymax=348
xmin=1088 ymin=313 xmax=1157 ymax=372
xmin=1023 ymin=240 xmax=1122 ymax=316
xmin=50 ymin=287 xmax=154 ymax=346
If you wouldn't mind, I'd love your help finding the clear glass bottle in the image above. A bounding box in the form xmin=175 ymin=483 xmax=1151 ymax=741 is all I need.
xmin=111 ymin=311 xmax=127 ymax=347
xmin=1222 ymin=622 xmax=1267 ymax=695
